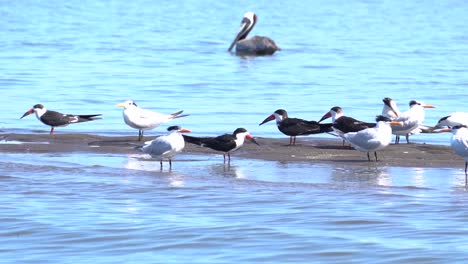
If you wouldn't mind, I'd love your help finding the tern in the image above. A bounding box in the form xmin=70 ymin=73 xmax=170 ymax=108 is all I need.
xmin=343 ymin=115 xmax=403 ymax=161
xmin=259 ymin=109 xmax=333 ymax=145
xmin=439 ymin=125 xmax=468 ymax=185
xmin=117 ymin=100 xmax=189 ymax=141
xmin=435 ymin=112 xmax=468 ymax=128
xmin=20 ymin=104 xmax=101 ymax=134
xmin=381 ymin=97 xmax=401 ymax=120
xmin=183 ymin=128 xmax=259 ymax=163
xmin=228 ymin=12 xmax=280 ymax=56
xmin=137 ymin=126 xmax=191 ymax=170
xmin=385 ymin=100 xmax=436 ymax=144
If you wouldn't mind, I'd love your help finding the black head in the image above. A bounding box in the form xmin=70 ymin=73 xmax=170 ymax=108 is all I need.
xmin=167 ymin=126 xmax=181 ymax=131
xmin=330 ymin=106 xmax=342 ymax=113
xmin=233 ymin=128 xmax=248 ymax=135
xmin=33 ymin=104 xmax=44 ymax=109
xmin=274 ymin=109 xmax=288 ymax=117
xmin=382 ymin=97 xmax=393 ymax=106
xmin=409 ymin=100 xmax=419 ymax=107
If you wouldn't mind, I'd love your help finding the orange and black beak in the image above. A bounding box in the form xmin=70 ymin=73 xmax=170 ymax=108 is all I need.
xmin=318 ymin=111 xmax=332 ymax=123
xmin=20 ymin=109 xmax=34 ymax=119
xmin=259 ymin=114 xmax=275 ymax=126
xmin=246 ymin=133 xmax=260 ymax=145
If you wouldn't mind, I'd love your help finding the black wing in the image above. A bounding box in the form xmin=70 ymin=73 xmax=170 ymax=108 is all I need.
xmin=40 ymin=110 xmax=74 ymax=127
xmin=204 ymin=134 xmax=237 ymax=152
xmin=279 ymin=118 xmax=332 ymax=136
xmin=183 ymin=134 xmax=236 ymax=152
xmin=334 ymin=116 xmax=375 ymax=133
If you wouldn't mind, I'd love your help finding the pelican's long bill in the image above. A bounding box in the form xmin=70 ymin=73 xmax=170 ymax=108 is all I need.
xmin=228 ymin=12 xmax=256 ymax=52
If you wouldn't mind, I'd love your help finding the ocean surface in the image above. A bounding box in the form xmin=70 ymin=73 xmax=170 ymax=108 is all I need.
xmin=1 ymin=0 xmax=468 ymax=263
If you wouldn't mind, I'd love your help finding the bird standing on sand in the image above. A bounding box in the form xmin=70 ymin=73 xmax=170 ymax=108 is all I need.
xmin=117 ymin=100 xmax=189 ymax=141
xmin=137 ymin=126 xmax=191 ymax=170
xmin=228 ymin=12 xmax=280 ymax=56
xmin=385 ymin=100 xmax=436 ymax=144
xmin=183 ymin=128 xmax=259 ymax=164
xmin=259 ymin=109 xmax=333 ymax=145
xmin=439 ymin=125 xmax=468 ymax=185
xmin=343 ymin=115 xmax=403 ymax=161
xmin=20 ymin=104 xmax=101 ymax=134
xmin=319 ymin=106 xmax=375 ymax=146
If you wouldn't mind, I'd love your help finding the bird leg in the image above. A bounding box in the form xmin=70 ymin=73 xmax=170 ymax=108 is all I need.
xmin=293 ymin=136 xmax=296 ymax=145
xmin=138 ymin=130 xmax=144 ymax=141
xmin=169 ymin=159 xmax=172 ymax=170
xmin=223 ymin=154 xmax=226 ymax=163
xmin=374 ymin=151 xmax=378 ymax=161
xmin=160 ymin=160 xmax=163 ymax=170
xmin=50 ymin=127 xmax=55 ymax=135
xmin=367 ymin=152 xmax=371 ymax=162
xmin=395 ymin=135 xmax=400 ymax=144
xmin=405 ymin=134 xmax=410 ymax=144
xmin=465 ymin=162 xmax=467 ymax=186
xmin=228 ymin=153 xmax=231 ymax=164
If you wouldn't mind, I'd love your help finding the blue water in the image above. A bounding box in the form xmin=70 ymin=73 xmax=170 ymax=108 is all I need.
xmin=2 ymin=0 xmax=467 ymax=142
xmin=2 ymin=0 xmax=468 ymax=263
xmin=1 ymin=152 xmax=468 ymax=263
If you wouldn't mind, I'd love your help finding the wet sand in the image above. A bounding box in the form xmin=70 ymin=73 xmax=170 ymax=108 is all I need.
xmin=0 ymin=133 xmax=462 ymax=168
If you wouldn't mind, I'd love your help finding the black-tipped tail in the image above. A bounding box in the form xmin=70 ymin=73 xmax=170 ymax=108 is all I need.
xmin=77 ymin=114 xmax=102 ymax=123
xmin=170 ymin=110 xmax=189 ymax=119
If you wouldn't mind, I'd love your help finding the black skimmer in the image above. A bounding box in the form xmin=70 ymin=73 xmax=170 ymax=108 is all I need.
xmin=137 ymin=126 xmax=191 ymax=170
xmin=20 ymin=104 xmax=101 ymax=134
xmin=343 ymin=115 xmax=403 ymax=161
xmin=319 ymin=106 xmax=375 ymax=145
xmin=439 ymin=125 xmax=468 ymax=185
xmin=259 ymin=109 xmax=333 ymax=145
xmin=435 ymin=112 xmax=468 ymax=128
xmin=117 ymin=100 xmax=189 ymax=141
xmin=385 ymin=100 xmax=436 ymax=144
xmin=228 ymin=12 xmax=280 ymax=56
xmin=183 ymin=128 xmax=259 ymax=163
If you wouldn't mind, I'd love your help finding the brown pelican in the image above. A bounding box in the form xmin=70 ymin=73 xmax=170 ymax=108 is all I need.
xmin=228 ymin=12 xmax=280 ymax=56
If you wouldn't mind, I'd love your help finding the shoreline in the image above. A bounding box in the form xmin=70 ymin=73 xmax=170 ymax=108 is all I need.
xmin=0 ymin=133 xmax=462 ymax=169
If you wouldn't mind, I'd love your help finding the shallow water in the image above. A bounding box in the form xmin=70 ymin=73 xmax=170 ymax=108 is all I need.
xmin=1 ymin=152 xmax=468 ymax=263
xmin=2 ymin=0 xmax=468 ymax=262
xmin=1 ymin=0 xmax=467 ymax=145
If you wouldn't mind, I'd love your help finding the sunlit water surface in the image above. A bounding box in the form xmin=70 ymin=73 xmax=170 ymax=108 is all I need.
xmin=2 ymin=0 xmax=468 ymax=263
